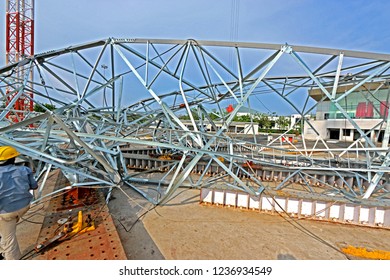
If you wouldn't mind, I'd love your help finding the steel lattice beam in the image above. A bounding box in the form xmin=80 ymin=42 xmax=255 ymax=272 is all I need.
xmin=5 ymin=0 xmax=35 ymax=122
xmin=1 ymin=38 xmax=390 ymax=207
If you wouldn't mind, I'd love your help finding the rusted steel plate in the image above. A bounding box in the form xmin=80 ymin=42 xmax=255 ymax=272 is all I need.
xmin=33 ymin=188 xmax=127 ymax=260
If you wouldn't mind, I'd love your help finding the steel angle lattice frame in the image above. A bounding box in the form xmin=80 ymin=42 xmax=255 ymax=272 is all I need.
xmin=1 ymin=38 xmax=390 ymax=206
xmin=5 ymin=0 xmax=35 ymax=121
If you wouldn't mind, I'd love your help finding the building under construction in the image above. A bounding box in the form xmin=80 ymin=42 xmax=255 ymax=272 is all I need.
xmin=1 ymin=0 xmax=390 ymax=260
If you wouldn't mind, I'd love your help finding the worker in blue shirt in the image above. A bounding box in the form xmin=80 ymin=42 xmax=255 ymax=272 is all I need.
xmin=0 ymin=146 xmax=38 ymax=260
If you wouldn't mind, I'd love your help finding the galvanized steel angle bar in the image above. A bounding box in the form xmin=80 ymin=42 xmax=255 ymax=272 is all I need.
xmin=36 ymin=163 xmax=53 ymax=199
xmin=309 ymin=136 xmax=335 ymax=159
xmin=158 ymin=152 xmax=188 ymax=203
xmin=223 ymin=49 xmax=284 ymax=129
xmin=50 ymin=114 xmax=118 ymax=177
xmin=333 ymin=171 xmax=359 ymax=197
xmin=364 ymin=153 xmax=390 ymax=199
xmin=71 ymin=76 xmax=120 ymax=109
xmin=157 ymin=150 xmax=207 ymax=205
xmin=74 ymin=50 xmax=112 ymax=88
xmin=275 ymin=169 xmax=301 ymax=190
xmin=0 ymin=136 xmax=113 ymax=188
xmin=172 ymin=42 xmax=191 ymax=78
xmin=188 ymin=45 xmax=219 ymax=100
xmin=146 ymin=44 xmax=186 ymax=90
xmin=148 ymin=42 xmax=181 ymax=75
xmin=338 ymin=121 xmax=387 ymax=160
xmin=38 ymin=63 xmax=78 ymax=96
xmin=290 ymin=50 xmax=378 ymax=152
xmin=116 ymin=42 xmax=208 ymax=97
xmin=123 ymin=181 xmax=158 ymax=204
xmin=375 ymin=189 xmax=390 ymax=199
xmin=145 ymin=41 xmax=150 ymax=86
xmin=260 ymin=78 xmax=315 ymax=154
xmin=0 ymin=110 xmax=49 ymax=133
xmin=41 ymin=61 xmax=103 ymax=96
xmin=35 ymin=115 xmax=55 ymax=177
xmin=160 ymin=102 xmax=204 ymax=147
xmin=198 ymin=104 xmax=219 ymax=132
xmin=202 ymin=54 xmax=240 ymax=104
xmin=209 ymin=155 xmax=257 ymax=195
xmin=295 ymin=172 xmax=314 ymax=193
xmin=202 ymin=173 xmax=230 ymax=189
xmin=96 ymin=141 xmax=120 ymax=172
xmin=70 ymin=52 xmax=82 ymax=100
xmin=273 ymin=54 xmax=333 ymax=98
xmin=4 ymin=38 xmax=390 ymax=205
xmin=194 ymin=158 xmax=214 ymax=186
xmin=177 ymin=43 xmax=203 ymax=145
xmin=193 ymin=43 xmax=239 ymax=82
xmin=330 ymin=53 xmax=345 ymax=99
xmin=156 ymin=162 xmax=182 ymax=192
xmin=216 ymin=50 xmax=281 ymax=102
xmin=0 ymin=60 xmax=33 ymax=120
xmin=335 ymin=61 xmax=390 ymax=103
xmin=231 ymin=162 xmax=266 ymax=190
xmin=113 ymin=43 xmax=168 ymax=130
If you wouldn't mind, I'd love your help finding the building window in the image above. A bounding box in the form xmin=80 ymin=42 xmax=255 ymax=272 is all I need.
xmin=329 ymin=129 xmax=340 ymax=140
xmin=342 ymin=129 xmax=351 ymax=136
xmin=364 ymin=130 xmax=371 ymax=138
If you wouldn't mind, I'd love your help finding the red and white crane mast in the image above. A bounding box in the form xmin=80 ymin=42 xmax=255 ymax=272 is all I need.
xmin=5 ymin=0 xmax=35 ymax=120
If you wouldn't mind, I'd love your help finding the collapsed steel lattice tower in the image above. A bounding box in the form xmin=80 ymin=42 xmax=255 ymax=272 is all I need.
xmin=1 ymin=38 xmax=390 ymax=207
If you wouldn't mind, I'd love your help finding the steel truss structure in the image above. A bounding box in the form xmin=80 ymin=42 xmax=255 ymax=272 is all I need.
xmin=1 ymin=38 xmax=390 ymax=206
xmin=5 ymin=0 xmax=35 ymax=120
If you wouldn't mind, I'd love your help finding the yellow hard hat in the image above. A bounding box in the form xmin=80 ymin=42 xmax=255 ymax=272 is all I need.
xmin=0 ymin=146 xmax=20 ymax=161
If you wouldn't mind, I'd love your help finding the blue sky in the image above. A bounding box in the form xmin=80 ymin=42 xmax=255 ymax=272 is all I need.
xmin=1 ymin=0 xmax=390 ymax=63
xmin=1 ymin=0 xmax=390 ymax=115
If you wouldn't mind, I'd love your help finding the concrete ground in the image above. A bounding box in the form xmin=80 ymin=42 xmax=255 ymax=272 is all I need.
xmin=107 ymin=185 xmax=390 ymax=260
xmin=12 ymin=170 xmax=390 ymax=260
xmin=16 ymin=170 xmax=57 ymax=259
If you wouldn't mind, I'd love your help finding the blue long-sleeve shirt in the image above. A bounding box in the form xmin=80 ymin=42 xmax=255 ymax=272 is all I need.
xmin=0 ymin=164 xmax=38 ymax=214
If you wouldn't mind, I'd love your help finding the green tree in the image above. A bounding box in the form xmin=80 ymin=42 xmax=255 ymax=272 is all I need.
xmin=178 ymin=108 xmax=200 ymax=120
xmin=257 ymin=113 xmax=271 ymax=129
xmin=34 ymin=103 xmax=57 ymax=112
xmin=276 ymin=116 xmax=291 ymax=130
xmin=208 ymin=110 xmax=220 ymax=120
xmin=234 ymin=114 xmax=252 ymax=122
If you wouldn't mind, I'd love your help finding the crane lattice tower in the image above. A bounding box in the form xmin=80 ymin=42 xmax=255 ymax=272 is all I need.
xmin=5 ymin=0 xmax=35 ymax=121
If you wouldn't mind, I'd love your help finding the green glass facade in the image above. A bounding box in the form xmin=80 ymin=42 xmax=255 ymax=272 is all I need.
xmin=317 ymin=88 xmax=390 ymax=120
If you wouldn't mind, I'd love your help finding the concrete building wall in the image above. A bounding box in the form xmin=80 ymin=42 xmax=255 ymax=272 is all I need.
xmin=181 ymin=120 xmax=259 ymax=135
xmin=303 ymin=120 xmax=328 ymax=140
xmin=304 ymin=119 xmax=385 ymax=142
xmin=306 ymin=83 xmax=390 ymax=142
